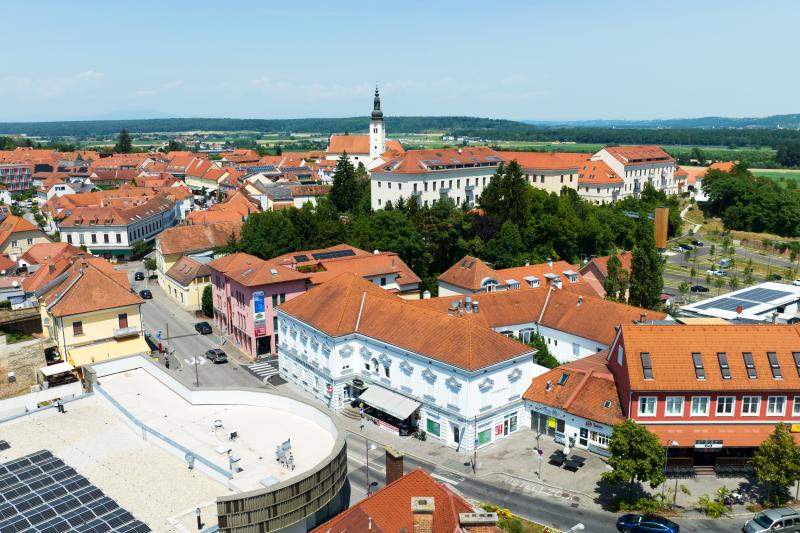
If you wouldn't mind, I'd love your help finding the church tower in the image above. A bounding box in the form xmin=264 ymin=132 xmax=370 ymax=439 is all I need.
xmin=369 ymin=86 xmax=386 ymax=160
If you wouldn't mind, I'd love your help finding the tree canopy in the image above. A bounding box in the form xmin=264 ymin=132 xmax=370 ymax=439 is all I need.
xmin=114 ymin=129 xmax=133 ymax=153
xmin=752 ymin=423 xmax=800 ymax=503
xmin=602 ymin=420 xmax=665 ymax=490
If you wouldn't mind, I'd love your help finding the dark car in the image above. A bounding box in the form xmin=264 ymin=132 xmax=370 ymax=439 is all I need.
xmin=679 ymin=243 xmax=693 ymax=251
xmin=195 ymin=321 xmax=212 ymax=335
xmin=205 ymin=348 xmax=227 ymax=364
xmin=691 ymin=240 xmax=704 ymax=247
xmin=139 ymin=289 xmax=152 ymax=299
xmin=134 ymin=272 xmax=145 ymax=281
xmin=767 ymin=273 xmax=783 ymax=281
xmin=616 ymin=513 xmax=679 ymax=533
xmin=690 ymin=284 xmax=710 ymax=293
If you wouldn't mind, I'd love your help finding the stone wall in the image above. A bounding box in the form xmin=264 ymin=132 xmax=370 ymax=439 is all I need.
xmin=0 ymin=338 xmax=54 ymax=399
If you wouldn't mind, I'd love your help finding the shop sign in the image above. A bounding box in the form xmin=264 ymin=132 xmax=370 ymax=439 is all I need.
xmin=694 ymin=439 xmax=723 ymax=449
xmin=547 ymin=416 xmax=557 ymax=429
xmin=376 ymin=419 xmax=399 ymax=435
xmin=253 ymin=291 xmax=267 ymax=336
xmin=791 ymin=424 xmax=800 ymax=433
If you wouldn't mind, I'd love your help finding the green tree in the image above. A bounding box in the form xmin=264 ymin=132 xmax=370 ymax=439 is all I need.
xmin=627 ymin=223 xmax=663 ymax=310
xmin=678 ymin=281 xmax=690 ymax=303
xmin=526 ymin=333 xmax=559 ymax=369
xmin=751 ymin=423 xmax=800 ymax=504
xmin=713 ymin=276 xmax=725 ymax=295
xmin=604 ymin=254 xmax=622 ymax=300
xmin=144 ymin=257 xmax=157 ymax=274
xmin=486 ymin=221 xmax=525 ymax=268
xmin=115 ymin=129 xmax=133 ymax=153
xmin=329 ymin=152 xmax=362 ymax=213
xmin=478 ymin=160 xmax=531 ymax=227
xmin=131 ymin=239 xmax=151 ymax=259
xmin=728 ymin=276 xmax=739 ymax=291
xmin=689 ymin=266 xmax=697 ymax=283
xmin=602 ymin=420 xmax=665 ymax=493
xmin=238 ymin=210 xmax=300 ymax=259
xmin=201 ymin=285 xmax=213 ymax=317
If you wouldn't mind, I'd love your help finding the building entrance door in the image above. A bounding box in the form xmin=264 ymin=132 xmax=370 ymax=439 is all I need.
xmin=256 ymin=336 xmax=271 ymax=356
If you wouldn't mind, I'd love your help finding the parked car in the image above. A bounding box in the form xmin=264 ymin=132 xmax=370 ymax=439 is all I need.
xmin=793 ymin=280 xmax=800 ymax=287
xmin=194 ymin=321 xmax=212 ymax=335
xmin=691 ymin=285 xmax=710 ymax=293
xmin=706 ymin=269 xmax=726 ymax=277
xmin=616 ymin=513 xmax=679 ymax=533
xmin=679 ymin=243 xmax=694 ymax=251
xmin=767 ymin=273 xmax=783 ymax=281
xmin=691 ymin=240 xmax=704 ymax=247
xmin=671 ymin=246 xmax=683 ymax=253
xmin=139 ymin=289 xmax=152 ymax=299
xmin=743 ymin=507 xmax=800 ymax=532
xmin=205 ymin=348 xmax=228 ymax=364
xmin=718 ymin=258 xmax=732 ymax=268
xmin=134 ymin=272 xmax=145 ymax=281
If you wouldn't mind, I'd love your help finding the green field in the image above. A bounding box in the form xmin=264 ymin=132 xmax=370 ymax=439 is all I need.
xmin=751 ymin=169 xmax=800 ymax=184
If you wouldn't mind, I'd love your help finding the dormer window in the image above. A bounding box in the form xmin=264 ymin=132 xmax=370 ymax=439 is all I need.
xmin=743 ymin=352 xmax=757 ymax=379
xmin=692 ymin=352 xmax=705 ymax=380
xmin=717 ymin=352 xmax=731 ymax=380
xmin=557 ymin=372 xmax=569 ymax=386
xmin=767 ymin=352 xmax=782 ymax=379
xmin=640 ymin=352 xmax=653 ymax=380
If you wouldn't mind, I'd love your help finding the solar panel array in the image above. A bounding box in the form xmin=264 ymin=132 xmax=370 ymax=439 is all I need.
xmin=735 ymin=287 xmax=793 ymax=303
xmin=695 ymin=297 xmax=759 ymax=312
xmin=311 ymin=249 xmax=356 ymax=261
xmin=0 ymin=450 xmax=150 ymax=532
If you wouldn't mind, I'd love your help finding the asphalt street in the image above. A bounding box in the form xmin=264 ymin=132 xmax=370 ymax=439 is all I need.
xmin=118 ymin=260 xmax=262 ymax=390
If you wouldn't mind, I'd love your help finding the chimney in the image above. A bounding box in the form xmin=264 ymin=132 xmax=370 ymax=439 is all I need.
xmin=49 ymin=264 xmax=56 ymax=273
xmin=459 ymin=512 xmax=499 ymax=531
xmin=411 ymin=497 xmax=435 ymax=533
xmin=472 ymin=300 xmax=479 ymax=313
xmin=525 ymin=259 xmax=530 ymax=266
xmin=384 ymin=446 xmax=404 ymax=485
xmin=577 ymin=296 xmax=583 ymax=306
xmin=546 ymin=257 xmax=553 ymax=268
xmin=639 ymin=312 xmax=647 ymax=323
xmin=465 ymin=296 xmax=472 ymax=313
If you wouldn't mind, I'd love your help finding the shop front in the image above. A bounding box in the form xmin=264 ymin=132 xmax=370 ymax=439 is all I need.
xmin=356 ymin=384 xmax=421 ymax=436
xmin=528 ymin=402 xmax=613 ymax=456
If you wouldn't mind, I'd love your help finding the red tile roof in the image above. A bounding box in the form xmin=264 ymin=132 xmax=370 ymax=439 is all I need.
xmin=327 ymin=134 xmax=370 ymax=154
xmin=185 ymin=189 xmax=259 ymax=225
xmin=578 ymin=159 xmax=623 ymax=185
xmin=312 ymin=469 xmax=474 ymax=533
xmin=619 ymin=323 xmax=800 ymax=392
xmin=438 ymin=255 xmax=580 ymax=292
xmin=157 ymin=222 xmax=240 ymax=255
xmin=279 ymin=273 xmax=531 ymax=371
xmin=43 ymin=257 xmax=142 ymax=316
xmin=0 ymin=214 xmax=46 ymax=247
xmin=19 ymin=242 xmax=81 ymax=266
xmin=164 ymin=256 xmax=212 ymax=286
xmin=208 ymin=252 xmax=310 ymax=287
xmin=498 ymin=151 xmax=590 ymax=171
xmin=523 ymin=353 xmax=625 ymax=427
xmin=708 ymin=161 xmax=735 ymax=173
xmin=372 ymin=147 xmax=502 ymax=175
xmin=603 ymin=145 xmax=673 ymax=166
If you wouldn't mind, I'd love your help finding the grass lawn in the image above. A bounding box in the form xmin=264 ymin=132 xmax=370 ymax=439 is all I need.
xmin=751 ymin=168 xmax=800 ymax=185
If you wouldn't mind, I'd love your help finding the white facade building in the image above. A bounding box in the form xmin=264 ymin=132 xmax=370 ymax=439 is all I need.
xmin=593 ymin=145 xmax=678 ymax=199
xmin=276 ymin=273 xmax=545 ymax=452
xmin=370 ymin=147 xmax=503 ymax=210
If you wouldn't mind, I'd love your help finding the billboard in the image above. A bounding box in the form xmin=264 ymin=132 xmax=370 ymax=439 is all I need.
xmin=654 ymin=206 xmax=669 ymax=249
xmin=253 ymin=291 xmax=267 ymax=337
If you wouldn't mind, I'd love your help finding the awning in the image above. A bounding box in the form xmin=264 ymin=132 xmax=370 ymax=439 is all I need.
xmin=67 ymin=336 xmax=150 ymax=367
xmin=359 ymin=385 xmax=421 ymax=421
xmin=39 ymin=361 xmax=75 ymax=377
xmin=647 ymin=423 xmax=800 ymax=448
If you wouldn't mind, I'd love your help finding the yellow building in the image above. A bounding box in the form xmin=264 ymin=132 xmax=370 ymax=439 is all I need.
xmin=155 ymin=222 xmax=238 ymax=308
xmin=40 ymin=257 xmax=149 ymax=367
xmin=162 ymin=256 xmax=211 ymax=311
xmin=0 ymin=214 xmax=50 ymax=256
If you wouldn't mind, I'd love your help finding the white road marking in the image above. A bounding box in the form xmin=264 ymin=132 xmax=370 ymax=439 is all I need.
xmin=430 ymin=473 xmax=462 ymax=485
xmin=184 ymin=357 xmax=207 ymax=365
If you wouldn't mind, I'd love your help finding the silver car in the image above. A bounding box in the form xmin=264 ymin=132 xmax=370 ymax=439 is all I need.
xmin=743 ymin=508 xmax=800 ymax=532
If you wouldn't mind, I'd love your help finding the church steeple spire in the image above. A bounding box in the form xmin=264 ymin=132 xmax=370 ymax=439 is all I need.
xmin=371 ymin=86 xmax=383 ymax=121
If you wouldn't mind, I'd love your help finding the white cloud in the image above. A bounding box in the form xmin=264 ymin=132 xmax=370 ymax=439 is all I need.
xmin=76 ymin=69 xmax=104 ymax=81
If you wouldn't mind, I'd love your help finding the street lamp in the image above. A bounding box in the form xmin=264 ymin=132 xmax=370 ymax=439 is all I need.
xmin=665 ymin=440 xmax=679 ymax=506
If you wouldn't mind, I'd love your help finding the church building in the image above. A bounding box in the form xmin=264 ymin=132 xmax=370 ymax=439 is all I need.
xmin=325 ymin=88 xmax=404 ymax=170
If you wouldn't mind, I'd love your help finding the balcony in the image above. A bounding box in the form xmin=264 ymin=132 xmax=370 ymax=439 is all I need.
xmin=113 ymin=326 xmax=139 ymax=339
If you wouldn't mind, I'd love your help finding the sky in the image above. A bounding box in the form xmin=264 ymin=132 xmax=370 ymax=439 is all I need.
xmin=1 ymin=0 xmax=799 ymax=123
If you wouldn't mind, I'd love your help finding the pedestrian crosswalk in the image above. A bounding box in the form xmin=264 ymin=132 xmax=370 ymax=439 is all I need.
xmin=247 ymin=359 xmax=279 ymax=381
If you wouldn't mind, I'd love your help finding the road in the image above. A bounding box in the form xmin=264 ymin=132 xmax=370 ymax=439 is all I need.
xmin=118 ymin=260 xmax=262 ymax=390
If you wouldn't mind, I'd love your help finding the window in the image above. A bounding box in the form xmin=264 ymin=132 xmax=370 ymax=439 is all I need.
xmin=116 ymin=233 xmax=122 ymax=243
xmin=793 ymin=352 xmax=800 ymax=376
xmin=280 ymin=293 xmax=286 ymax=304
xmin=66 ymin=234 xmax=73 ymax=244
xmin=72 ymin=321 xmax=83 ymax=336
xmin=589 ymin=431 xmax=609 ymax=447
xmin=477 ymin=428 xmax=492 ymax=445
xmin=742 ymin=396 xmax=761 ymax=416
xmin=692 ymin=352 xmax=705 ymax=380
xmin=426 ymin=418 xmax=440 ymax=436
xmin=10 ymin=240 xmax=17 ymax=247
xmin=716 ymin=396 xmax=735 ymax=416
xmin=665 ymin=396 xmax=684 ymax=416
xmin=91 ymin=234 xmax=97 ymax=244
xmin=640 ymin=352 xmax=653 ymax=379
xmin=617 ymin=346 xmax=624 ymax=366
xmin=104 ymin=234 xmax=109 ymax=243
xmin=557 ymin=372 xmax=569 ymax=386
xmin=26 ymin=238 xmax=33 ymax=245
xmin=767 ymin=396 xmax=786 ymax=416
xmin=637 ymin=396 xmax=656 ymax=417
xmin=272 ymin=294 xmax=278 ymax=307
xmin=794 ymin=396 xmax=800 ymax=416
xmin=118 ymin=313 xmax=128 ymax=328
xmin=717 ymin=352 xmax=731 ymax=379
xmin=690 ymin=396 xmax=710 ymax=416
xmin=767 ymin=352 xmax=782 ymax=379
xmin=380 ymin=277 xmax=386 ymax=286
xmin=743 ymin=352 xmax=757 ymax=379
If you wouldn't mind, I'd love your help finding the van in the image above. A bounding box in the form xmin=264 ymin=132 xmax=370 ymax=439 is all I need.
xmin=743 ymin=507 xmax=800 ymax=532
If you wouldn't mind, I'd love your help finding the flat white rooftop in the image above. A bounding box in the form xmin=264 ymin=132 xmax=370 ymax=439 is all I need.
xmin=680 ymin=281 xmax=800 ymax=322
xmin=0 ymin=395 xmax=222 ymax=530
xmin=97 ymin=366 xmax=336 ymax=492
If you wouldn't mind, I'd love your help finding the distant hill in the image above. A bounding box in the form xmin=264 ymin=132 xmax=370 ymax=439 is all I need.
xmin=525 ymin=113 xmax=800 ymax=130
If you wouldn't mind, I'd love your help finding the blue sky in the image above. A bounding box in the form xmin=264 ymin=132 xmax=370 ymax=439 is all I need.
xmin=1 ymin=0 xmax=798 ymax=122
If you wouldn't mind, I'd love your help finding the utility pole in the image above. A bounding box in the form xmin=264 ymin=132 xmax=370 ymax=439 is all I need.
xmin=472 ymin=415 xmax=477 ymax=474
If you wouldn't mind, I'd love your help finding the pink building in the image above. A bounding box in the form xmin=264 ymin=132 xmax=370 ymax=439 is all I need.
xmin=208 ymin=253 xmax=310 ymax=358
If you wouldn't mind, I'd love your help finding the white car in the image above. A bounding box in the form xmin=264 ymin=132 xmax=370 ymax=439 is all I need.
xmin=706 ymin=269 xmax=726 ymax=277
xmin=793 ymin=280 xmax=800 ymax=287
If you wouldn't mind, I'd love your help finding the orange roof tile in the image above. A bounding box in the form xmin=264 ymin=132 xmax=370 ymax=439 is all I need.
xmin=164 ymin=256 xmax=212 ymax=286
xmin=709 ymin=161 xmax=735 ymax=173
xmin=579 ymin=251 xmax=633 ymax=278
xmin=185 ymin=189 xmax=259 ymax=225
xmin=578 ymin=159 xmax=623 ymax=185
xmin=373 ymin=146 xmax=502 ymax=175
xmin=157 ymin=222 xmax=240 ymax=255
xmin=0 ymin=214 xmax=46 ymax=247
xmin=19 ymin=242 xmax=80 ymax=266
xmin=312 ymin=469 xmax=473 ymax=533
xmin=603 ymin=145 xmax=673 ymax=166
xmin=279 ymin=273 xmax=531 ymax=370
xmin=327 ymin=134 xmax=370 ymax=154
xmin=523 ymin=353 xmax=625 ymax=426
xmin=619 ymin=323 xmax=800 ymax=392
xmin=43 ymin=258 xmax=141 ymax=316
xmin=438 ymin=255 xmax=580 ymax=292
xmin=498 ymin=151 xmax=590 ymax=171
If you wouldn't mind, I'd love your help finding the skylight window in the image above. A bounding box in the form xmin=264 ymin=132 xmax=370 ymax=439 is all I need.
xmin=557 ymin=373 xmax=569 ymax=386
xmin=640 ymin=352 xmax=653 ymax=380
xmin=767 ymin=352 xmax=782 ymax=379
xmin=692 ymin=352 xmax=705 ymax=380
xmin=717 ymin=352 xmax=731 ymax=380
xmin=793 ymin=352 xmax=800 ymax=376
xmin=603 ymin=400 xmax=612 ymax=409
xmin=743 ymin=352 xmax=757 ymax=379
